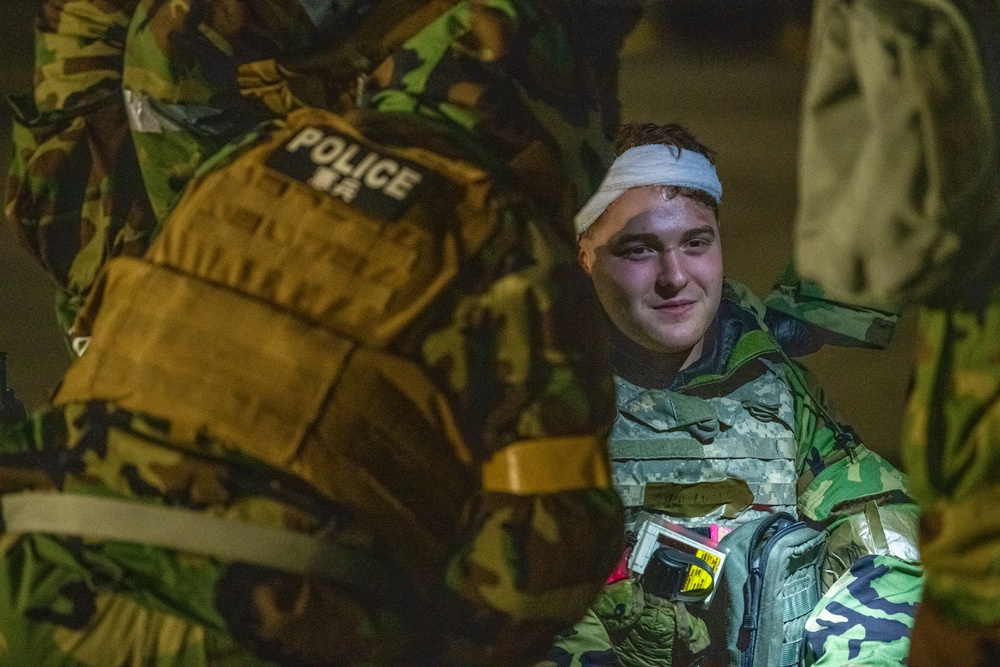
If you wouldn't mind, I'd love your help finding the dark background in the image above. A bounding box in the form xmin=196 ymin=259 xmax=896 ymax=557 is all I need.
xmin=0 ymin=1 xmax=916 ymax=466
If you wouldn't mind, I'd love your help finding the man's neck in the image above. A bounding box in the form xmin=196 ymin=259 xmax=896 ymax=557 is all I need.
xmin=608 ymin=326 xmax=704 ymax=389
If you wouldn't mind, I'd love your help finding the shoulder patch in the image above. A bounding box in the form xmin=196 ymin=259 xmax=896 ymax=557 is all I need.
xmin=266 ymin=126 xmax=431 ymax=220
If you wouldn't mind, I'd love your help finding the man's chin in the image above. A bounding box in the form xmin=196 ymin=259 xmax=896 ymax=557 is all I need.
xmin=645 ymin=326 xmax=703 ymax=354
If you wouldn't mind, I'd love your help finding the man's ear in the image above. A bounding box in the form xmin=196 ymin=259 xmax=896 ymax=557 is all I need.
xmin=577 ymin=243 xmax=593 ymax=275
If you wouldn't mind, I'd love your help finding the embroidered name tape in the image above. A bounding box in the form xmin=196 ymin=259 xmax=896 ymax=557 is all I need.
xmin=266 ymin=126 xmax=429 ymax=220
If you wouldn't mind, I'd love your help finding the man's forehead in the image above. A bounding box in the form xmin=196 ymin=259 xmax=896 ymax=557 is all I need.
xmin=590 ymin=187 xmax=718 ymax=242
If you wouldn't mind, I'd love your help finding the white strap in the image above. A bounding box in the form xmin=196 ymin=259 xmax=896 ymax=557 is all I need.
xmin=123 ymin=89 xmax=179 ymax=134
xmin=1 ymin=491 xmax=379 ymax=591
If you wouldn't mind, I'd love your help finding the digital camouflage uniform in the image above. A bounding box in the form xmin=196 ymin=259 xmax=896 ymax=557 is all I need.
xmin=0 ymin=2 xmax=645 ymax=664
xmin=541 ymin=281 xmax=923 ymax=667
xmin=795 ymin=2 xmax=1000 ymax=665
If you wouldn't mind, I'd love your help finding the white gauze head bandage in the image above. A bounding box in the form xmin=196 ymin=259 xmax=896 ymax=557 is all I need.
xmin=574 ymin=144 xmax=722 ymax=235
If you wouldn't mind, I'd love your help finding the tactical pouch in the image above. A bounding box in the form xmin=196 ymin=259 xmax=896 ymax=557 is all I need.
xmin=714 ymin=513 xmax=828 ymax=667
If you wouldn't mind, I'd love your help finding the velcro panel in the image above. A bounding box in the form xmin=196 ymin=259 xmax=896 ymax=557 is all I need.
xmin=614 ymin=482 xmax=798 ymax=511
xmin=54 ymin=258 xmax=353 ymax=465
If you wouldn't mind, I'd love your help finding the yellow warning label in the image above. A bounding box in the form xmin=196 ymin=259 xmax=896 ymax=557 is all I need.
xmin=682 ymin=549 xmax=721 ymax=593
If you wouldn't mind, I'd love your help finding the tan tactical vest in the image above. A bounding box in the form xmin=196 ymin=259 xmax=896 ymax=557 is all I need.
xmin=53 ymin=107 xmax=610 ymax=591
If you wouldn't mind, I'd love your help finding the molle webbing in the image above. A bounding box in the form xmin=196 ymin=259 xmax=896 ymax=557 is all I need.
xmin=609 ymin=436 xmax=797 ymax=461
xmin=610 ymin=437 xmax=799 ymax=510
xmin=145 ymin=108 xmax=497 ymax=348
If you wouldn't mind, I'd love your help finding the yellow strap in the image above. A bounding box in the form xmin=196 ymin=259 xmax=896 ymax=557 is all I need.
xmin=481 ymin=436 xmax=612 ymax=496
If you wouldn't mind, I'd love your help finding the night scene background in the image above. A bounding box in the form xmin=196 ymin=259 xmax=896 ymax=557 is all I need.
xmin=0 ymin=0 xmax=915 ymax=467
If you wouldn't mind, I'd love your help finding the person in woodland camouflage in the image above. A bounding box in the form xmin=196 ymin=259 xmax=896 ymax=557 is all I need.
xmin=539 ymin=123 xmax=923 ymax=667
xmin=6 ymin=0 xmax=395 ymax=339
xmin=793 ymin=2 xmax=1000 ymax=665
xmin=0 ymin=2 xmax=646 ymax=665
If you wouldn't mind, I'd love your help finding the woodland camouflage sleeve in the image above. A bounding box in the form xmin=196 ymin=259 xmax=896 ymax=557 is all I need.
xmin=419 ymin=204 xmax=625 ymax=665
xmin=5 ymin=0 xmax=154 ymax=329
xmin=786 ymin=361 xmax=923 ymax=666
xmin=763 ymin=263 xmax=899 ymax=352
xmin=118 ymin=0 xmax=322 ymax=222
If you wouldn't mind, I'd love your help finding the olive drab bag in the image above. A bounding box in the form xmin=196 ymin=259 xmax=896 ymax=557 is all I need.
xmin=707 ymin=513 xmax=828 ymax=667
xmin=796 ymin=0 xmax=1000 ymax=309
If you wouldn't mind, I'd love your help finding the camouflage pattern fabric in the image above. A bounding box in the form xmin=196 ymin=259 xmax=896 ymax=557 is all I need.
xmin=763 ymin=263 xmax=899 ymax=353
xmin=0 ymin=403 xmax=405 ymax=666
xmin=4 ymin=0 xmax=424 ymax=332
xmin=540 ymin=584 xmax=709 ymax=667
xmin=4 ymin=0 xmax=156 ymax=333
xmin=545 ymin=280 xmax=923 ymax=667
xmin=0 ymin=2 xmax=642 ymax=665
xmin=795 ymin=2 xmax=1000 ymax=664
xmin=795 ymin=0 xmax=1000 ymax=309
xmin=543 ymin=608 xmax=622 ymax=667
xmin=119 ymin=0 xmax=346 ymax=222
xmin=4 ymin=0 xmax=314 ymax=332
xmin=902 ymin=285 xmax=1000 ymax=667
xmin=7 ymin=0 xmax=634 ymax=336
xmin=803 ymin=555 xmax=923 ymax=666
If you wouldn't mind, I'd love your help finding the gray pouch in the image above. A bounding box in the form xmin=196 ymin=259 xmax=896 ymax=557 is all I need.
xmin=712 ymin=513 xmax=828 ymax=667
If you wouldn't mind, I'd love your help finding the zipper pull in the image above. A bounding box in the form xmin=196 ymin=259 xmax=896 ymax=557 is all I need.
xmin=835 ymin=425 xmax=861 ymax=463
xmin=742 ymin=568 xmax=761 ymax=631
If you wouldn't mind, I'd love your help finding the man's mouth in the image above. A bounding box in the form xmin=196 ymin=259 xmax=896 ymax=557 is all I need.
xmin=652 ymin=299 xmax=696 ymax=313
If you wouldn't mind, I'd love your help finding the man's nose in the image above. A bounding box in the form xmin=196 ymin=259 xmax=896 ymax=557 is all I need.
xmin=656 ymin=250 xmax=688 ymax=290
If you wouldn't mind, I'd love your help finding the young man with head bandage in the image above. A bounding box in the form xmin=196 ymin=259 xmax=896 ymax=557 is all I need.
xmin=538 ymin=123 xmax=923 ymax=667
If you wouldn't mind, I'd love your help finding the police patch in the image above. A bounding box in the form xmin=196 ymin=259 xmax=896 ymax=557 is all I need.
xmin=266 ymin=126 xmax=429 ymax=220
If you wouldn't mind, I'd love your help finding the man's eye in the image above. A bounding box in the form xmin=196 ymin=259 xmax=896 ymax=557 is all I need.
xmin=624 ymin=246 xmax=653 ymax=257
xmin=687 ymin=238 xmax=711 ymax=251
